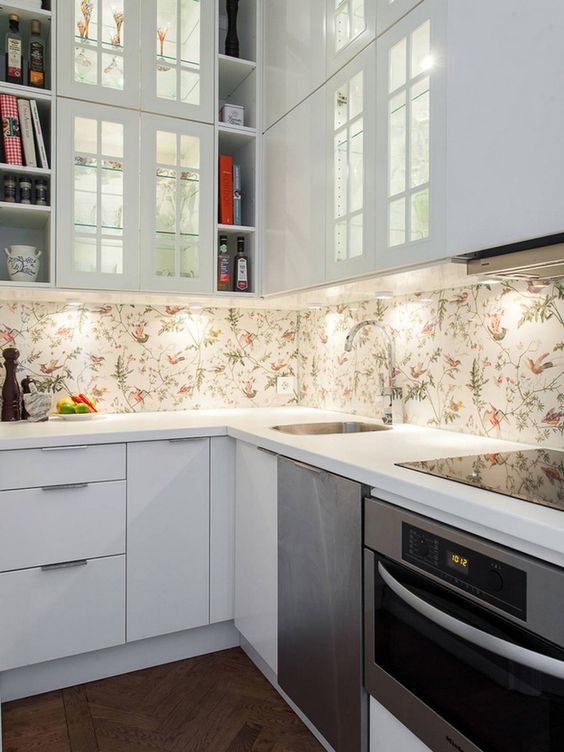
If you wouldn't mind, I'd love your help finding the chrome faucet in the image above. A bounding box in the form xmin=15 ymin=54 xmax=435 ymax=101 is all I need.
xmin=344 ymin=319 xmax=400 ymax=425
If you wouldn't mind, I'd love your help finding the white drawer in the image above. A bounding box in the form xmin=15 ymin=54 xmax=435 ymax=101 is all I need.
xmin=0 ymin=481 xmax=126 ymax=572
xmin=0 ymin=555 xmax=125 ymax=671
xmin=0 ymin=443 xmax=126 ymax=490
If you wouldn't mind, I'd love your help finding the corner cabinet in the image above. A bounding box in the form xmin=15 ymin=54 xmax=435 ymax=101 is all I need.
xmin=57 ymin=99 xmax=140 ymax=290
xmin=325 ymin=42 xmax=376 ymax=281
xmin=140 ymin=114 xmax=214 ymax=293
xmin=57 ymin=0 xmax=141 ymax=108
xmin=326 ymin=0 xmax=376 ymax=77
xmin=374 ymin=0 xmax=447 ymax=272
xmin=140 ymin=0 xmax=214 ymax=123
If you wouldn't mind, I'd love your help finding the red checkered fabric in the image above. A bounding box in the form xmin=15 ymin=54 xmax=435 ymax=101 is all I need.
xmin=1 ymin=95 xmax=23 ymax=166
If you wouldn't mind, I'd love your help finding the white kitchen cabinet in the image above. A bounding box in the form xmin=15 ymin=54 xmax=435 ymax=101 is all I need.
xmin=210 ymin=437 xmax=236 ymax=624
xmin=374 ymin=0 xmax=447 ymax=272
xmin=325 ymin=42 xmax=376 ymax=281
xmin=326 ymin=0 xmax=376 ymax=77
xmin=263 ymin=0 xmax=326 ymax=132
xmin=127 ymin=439 xmax=210 ymax=642
xmin=57 ymin=0 xmax=141 ymax=108
xmin=140 ymin=0 xmax=214 ymax=124
xmin=140 ymin=114 xmax=214 ymax=293
xmin=376 ymin=0 xmax=423 ymax=37
xmin=57 ymin=99 xmax=140 ymax=290
xmin=263 ymin=88 xmax=326 ymax=294
xmin=446 ymin=0 xmax=564 ymax=255
xmin=370 ymin=697 xmax=432 ymax=752
xmin=234 ymin=442 xmax=278 ymax=674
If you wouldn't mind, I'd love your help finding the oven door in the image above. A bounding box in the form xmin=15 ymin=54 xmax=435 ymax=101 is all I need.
xmin=364 ymin=549 xmax=564 ymax=752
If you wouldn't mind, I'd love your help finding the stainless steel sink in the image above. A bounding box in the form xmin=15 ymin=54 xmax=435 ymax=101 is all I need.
xmin=271 ymin=421 xmax=392 ymax=435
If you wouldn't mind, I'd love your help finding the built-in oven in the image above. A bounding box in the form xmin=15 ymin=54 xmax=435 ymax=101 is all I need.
xmin=364 ymin=498 xmax=564 ymax=752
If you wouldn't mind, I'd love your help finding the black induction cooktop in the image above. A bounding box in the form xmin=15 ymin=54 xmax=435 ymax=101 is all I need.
xmin=397 ymin=448 xmax=564 ymax=510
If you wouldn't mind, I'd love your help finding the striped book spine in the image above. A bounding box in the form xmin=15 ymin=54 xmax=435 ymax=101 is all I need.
xmin=0 ymin=94 xmax=23 ymax=166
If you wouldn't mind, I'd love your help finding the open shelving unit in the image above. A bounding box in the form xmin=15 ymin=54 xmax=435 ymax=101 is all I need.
xmin=215 ymin=0 xmax=261 ymax=296
xmin=0 ymin=0 xmax=55 ymax=287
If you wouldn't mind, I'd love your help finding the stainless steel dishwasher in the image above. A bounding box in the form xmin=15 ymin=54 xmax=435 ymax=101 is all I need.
xmin=278 ymin=456 xmax=367 ymax=752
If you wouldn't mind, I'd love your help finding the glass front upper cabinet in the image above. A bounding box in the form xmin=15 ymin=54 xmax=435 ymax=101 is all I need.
xmin=57 ymin=100 xmax=140 ymax=290
xmin=376 ymin=0 xmax=423 ymax=36
xmin=327 ymin=0 xmax=375 ymax=76
xmin=141 ymin=0 xmax=214 ymax=123
xmin=375 ymin=0 xmax=446 ymax=270
xmin=58 ymin=0 xmax=141 ymax=107
xmin=140 ymin=114 xmax=213 ymax=293
xmin=326 ymin=43 xmax=376 ymax=281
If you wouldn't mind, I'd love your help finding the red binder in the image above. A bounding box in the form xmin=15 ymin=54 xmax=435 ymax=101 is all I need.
xmin=218 ymin=154 xmax=234 ymax=225
xmin=0 ymin=95 xmax=23 ymax=166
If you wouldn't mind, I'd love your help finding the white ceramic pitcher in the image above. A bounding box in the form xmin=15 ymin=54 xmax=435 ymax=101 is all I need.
xmin=4 ymin=246 xmax=42 ymax=283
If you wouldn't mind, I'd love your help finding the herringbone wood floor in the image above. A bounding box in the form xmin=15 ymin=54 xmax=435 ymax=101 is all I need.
xmin=2 ymin=648 xmax=324 ymax=752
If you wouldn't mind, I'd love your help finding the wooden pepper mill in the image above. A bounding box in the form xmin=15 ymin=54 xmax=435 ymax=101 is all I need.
xmin=1 ymin=348 xmax=21 ymax=422
xmin=225 ymin=0 xmax=240 ymax=57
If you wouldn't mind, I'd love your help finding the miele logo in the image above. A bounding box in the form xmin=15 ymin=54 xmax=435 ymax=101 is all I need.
xmin=446 ymin=736 xmax=466 ymax=752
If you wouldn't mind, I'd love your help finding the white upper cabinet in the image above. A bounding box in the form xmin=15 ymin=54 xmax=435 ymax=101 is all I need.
xmin=326 ymin=43 xmax=376 ymax=281
xmin=58 ymin=0 xmax=141 ymax=108
xmin=140 ymin=114 xmax=214 ymax=293
xmin=263 ymin=0 xmax=326 ymax=131
xmin=446 ymin=0 xmax=564 ymax=254
xmin=141 ymin=0 xmax=214 ymax=123
xmin=376 ymin=0 xmax=423 ymax=37
xmin=263 ymin=88 xmax=326 ymax=294
xmin=327 ymin=0 xmax=376 ymax=77
xmin=375 ymin=0 xmax=447 ymax=272
xmin=57 ymin=99 xmax=140 ymax=290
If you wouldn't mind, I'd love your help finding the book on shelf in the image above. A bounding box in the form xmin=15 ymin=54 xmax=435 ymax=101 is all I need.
xmin=29 ymin=99 xmax=48 ymax=168
xmin=17 ymin=99 xmax=37 ymax=167
xmin=219 ymin=154 xmax=234 ymax=225
xmin=0 ymin=94 xmax=23 ymax=166
xmin=233 ymin=163 xmax=242 ymax=226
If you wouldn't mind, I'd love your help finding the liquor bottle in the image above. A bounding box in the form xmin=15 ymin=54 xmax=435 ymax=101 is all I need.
xmin=233 ymin=236 xmax=249 ymax=292
xmin=217 ymin=234 xmax=231 ymax=291
xmin=1 ymin=348 xmax=21 ymax=422
xmin=5 ymin=15 xmax=23 ymax=85
xmin=28 ymin=20 xmax=45 ymax=88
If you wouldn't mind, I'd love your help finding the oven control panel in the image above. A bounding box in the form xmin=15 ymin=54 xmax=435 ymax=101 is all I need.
xmin=402 ymin=523 xmax=527 ymax=619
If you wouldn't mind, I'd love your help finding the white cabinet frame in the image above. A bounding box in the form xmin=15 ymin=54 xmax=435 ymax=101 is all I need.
xmin=326 ymin=0 xmax=376 ymax=77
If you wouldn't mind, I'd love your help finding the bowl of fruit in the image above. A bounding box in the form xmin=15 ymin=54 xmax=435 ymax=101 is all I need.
xmin=55 ymin=394 xmax=101 ymax=420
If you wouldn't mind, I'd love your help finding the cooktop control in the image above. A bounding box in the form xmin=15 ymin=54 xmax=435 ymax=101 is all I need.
xmin=402 ymin=523 xmax=527 ymax=619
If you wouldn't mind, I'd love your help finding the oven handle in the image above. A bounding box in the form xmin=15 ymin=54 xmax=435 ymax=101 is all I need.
xmin=379 ymin=561 xmax=564 ymax=680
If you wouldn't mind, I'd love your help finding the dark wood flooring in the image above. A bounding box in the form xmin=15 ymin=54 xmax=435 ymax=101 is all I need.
xmin=2 ymin=647 xmax=324 ymax=752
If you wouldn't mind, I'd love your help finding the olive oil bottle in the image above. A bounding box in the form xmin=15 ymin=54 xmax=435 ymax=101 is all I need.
xmin=5 ymin=15 xmax=23 ymax=85
xmin=233 ymin=236 xmax=249 ymax=292
xmin=217 ymin=234 xmax=231 ymax=291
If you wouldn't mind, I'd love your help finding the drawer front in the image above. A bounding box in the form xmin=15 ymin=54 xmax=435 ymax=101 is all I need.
xmin=0 ymin=443 xmax=126 ymax=490
xmin=0 ymin=481 xmax=126 ymax=572
xmin=0 ymin=555 xmax=125 ymax=671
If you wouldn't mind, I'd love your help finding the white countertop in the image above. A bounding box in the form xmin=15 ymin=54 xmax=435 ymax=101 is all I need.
xmin=1 ymin=407 xmax=562 ymax=565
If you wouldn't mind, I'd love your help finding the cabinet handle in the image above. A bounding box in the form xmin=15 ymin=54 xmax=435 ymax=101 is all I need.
xmin=41 ymin=445 xmax=89 ymax=452
xmin=41 ymin=559 xmax=88 ymax=572
xmin=168 ymin=438 xmax=198 ymax=443
xmin=41 ymin=483 xmax=89 ymax=492
xmin=286 ymin=458 xmax=323 ymax=475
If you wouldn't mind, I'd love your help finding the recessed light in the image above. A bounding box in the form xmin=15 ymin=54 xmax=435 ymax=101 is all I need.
xmin=374 ymin=291 xmax=394 ymax=300
xmin=477 ymin=276 xmax=503 ymax=285
xmin=307 ymin=303 xmax=322 ymax=310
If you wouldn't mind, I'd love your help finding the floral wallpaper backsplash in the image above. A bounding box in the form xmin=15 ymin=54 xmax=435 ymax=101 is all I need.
xmin=0 ymin=303 xmax=299 ymax=413
xmin=0 ymin=279 xmax=562 ymax=447
xmin=299 ymin=280 xmax=564 ymax=448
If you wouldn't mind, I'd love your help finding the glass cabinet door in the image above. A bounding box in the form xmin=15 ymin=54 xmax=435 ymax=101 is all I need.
xmin=57 ymin=0 xmax=140 ymax=107
xmin=326 ymin=43 xmax=376 ymax=281
xmin=57 ymin=99 xmax=140 ymax=290
xmin=140 ymin=0 xmax=214 ymax=124
xmin=375 ymin=0 xmax=446 ymax=271
xmin=376 ymin=0 xmax=423 ymax=37
xmin=140 ymin=114 xmax=213 ymax=293
xmin=327 ymin=0 xmax=375 ymax=77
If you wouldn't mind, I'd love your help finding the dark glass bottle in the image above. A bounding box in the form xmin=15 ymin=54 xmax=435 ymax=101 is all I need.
xmin=28 ymin=20 xmax=46 ymax=88
xmin=218 ymin=235 xmax=231 ymax=291
xmin=233 ymin=235 xmax=249 ymax=292
xmin=1 ymin=348 xmax=21 ymax=422
xmin=224 ymin=0 xmax=240 ymax=57
xmin=5 ymin=15 xmax=23 ymax=85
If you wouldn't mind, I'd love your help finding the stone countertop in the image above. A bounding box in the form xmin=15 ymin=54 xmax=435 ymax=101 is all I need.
xmin=0 ymin=407 xmax=562 ymax=565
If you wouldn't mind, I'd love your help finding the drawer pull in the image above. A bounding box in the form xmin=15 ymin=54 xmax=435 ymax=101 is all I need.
xmin=41 ymin=483 xmax=89 ymax=492
xmin=41 ymin=559 xmax=88 ymax=572
xmin=41 ymin=445 xmax=89 ymax=452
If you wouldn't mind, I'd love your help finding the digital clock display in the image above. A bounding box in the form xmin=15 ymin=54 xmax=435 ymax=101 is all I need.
xmin=447 ymin=550 xmax=469 ymax=574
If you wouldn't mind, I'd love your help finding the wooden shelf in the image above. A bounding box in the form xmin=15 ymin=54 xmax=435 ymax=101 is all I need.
xmin=0 ymin=201 xmax=51 ymax=229
xmin=0 ymin=81 xmax=53 ymax=100
xmin=0 ymin=163 xmax=51 ymax=177
xmin=218 ymin=54 xmax=256 ymax=100
xmin=217 ymin=224 xmax=256 ymax=234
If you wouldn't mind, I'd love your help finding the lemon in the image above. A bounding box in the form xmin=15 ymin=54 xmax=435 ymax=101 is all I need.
xmin=59 ymin=403 xmax=77 ymax=414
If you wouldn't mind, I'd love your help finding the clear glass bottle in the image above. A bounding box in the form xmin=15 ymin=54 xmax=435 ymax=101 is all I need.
xmin=28 ymin=19 xmax=45 ymax=89
xmin=5 ymin=14 xmax=23 ymax=85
